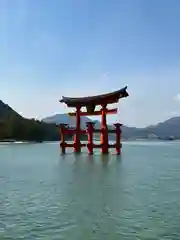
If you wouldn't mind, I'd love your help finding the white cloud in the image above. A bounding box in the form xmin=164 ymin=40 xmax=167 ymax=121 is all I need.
xmin=175 ymin=93 xmax=180 ymax=102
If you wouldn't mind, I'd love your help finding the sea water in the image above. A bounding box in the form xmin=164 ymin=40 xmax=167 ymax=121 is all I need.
xmin=0 ymin=141 xmax=180 ymax=239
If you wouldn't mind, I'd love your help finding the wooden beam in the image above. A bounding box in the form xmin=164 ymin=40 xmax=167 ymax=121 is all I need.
xmin=68 ymin=108 xmax=117 ymax=116
xmin=63 ymin=129 xmax=86 ymax=134
xmin=62 ymin=143 xmax=87 ymax=148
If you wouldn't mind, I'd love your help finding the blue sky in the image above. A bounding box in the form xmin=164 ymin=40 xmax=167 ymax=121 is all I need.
xmin=0 ymin=0 xmax=180 ymax=127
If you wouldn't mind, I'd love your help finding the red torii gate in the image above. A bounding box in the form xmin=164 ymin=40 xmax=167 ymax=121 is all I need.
xmin=59 ymin=86 xmax=129 ymax=155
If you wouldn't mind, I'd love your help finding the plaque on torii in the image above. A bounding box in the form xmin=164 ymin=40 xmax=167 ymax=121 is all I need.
xmin=59 ymin=86 xmax=129 ymax=155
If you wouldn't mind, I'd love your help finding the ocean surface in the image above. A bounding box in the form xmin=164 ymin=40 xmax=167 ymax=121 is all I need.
xmin=0 ymin=141 xmax=180 ymax=239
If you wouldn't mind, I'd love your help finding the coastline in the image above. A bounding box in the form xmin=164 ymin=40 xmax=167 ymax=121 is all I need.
xmin=0 ymin=138 xmax=179 ymax=145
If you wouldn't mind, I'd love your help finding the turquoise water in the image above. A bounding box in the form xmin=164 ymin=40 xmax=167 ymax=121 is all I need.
xmin=0 ymin=141 xmax=180 ymax=239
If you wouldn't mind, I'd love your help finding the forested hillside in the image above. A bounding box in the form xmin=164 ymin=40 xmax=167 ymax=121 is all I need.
xmin=0 ymin=100 xmax=59 ymax=142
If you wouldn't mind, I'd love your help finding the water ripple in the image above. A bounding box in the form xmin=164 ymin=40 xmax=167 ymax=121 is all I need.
xmin=0 ymin=142 xmax=180 ymax=239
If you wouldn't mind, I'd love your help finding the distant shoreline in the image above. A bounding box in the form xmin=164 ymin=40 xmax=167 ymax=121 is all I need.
xmin=0 ymin=140 xmax=43 ymax=144
xmin=0 ymin=138 xmax=179 ymax=144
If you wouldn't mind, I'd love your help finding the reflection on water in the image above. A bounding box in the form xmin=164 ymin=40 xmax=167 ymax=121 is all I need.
xmin=0 ymin=142 xmax=180 ymax=239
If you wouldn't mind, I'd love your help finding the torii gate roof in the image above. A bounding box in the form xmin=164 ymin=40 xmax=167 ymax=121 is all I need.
xmin=59 ymin=86 xmax=128 ymax=108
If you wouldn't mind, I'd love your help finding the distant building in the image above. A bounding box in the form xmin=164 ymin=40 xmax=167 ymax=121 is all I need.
xmin=148 ymin=133 xmax=158 ymax=139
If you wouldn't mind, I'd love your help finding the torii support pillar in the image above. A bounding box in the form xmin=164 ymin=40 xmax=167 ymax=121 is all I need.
xmin=86 ymin=122 xmax=95 ymax=155
xmin=114 ymin=123 xmax=122 ymax=155
xmin=100 ymin=105 xmax=109 ymax=154
xmin=74 ymin=106 xmax=81 ymax=153
xmin=60 ymin=123 xmax=68 ymax=154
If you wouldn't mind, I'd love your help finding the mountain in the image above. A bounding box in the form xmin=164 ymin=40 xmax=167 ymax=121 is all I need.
xmin=42 ymin=114 xmax=100 ymax=128
xmin=144 ymin=117 xmax=180 ymax=139
xmin=1 ymin=99 xmax=180 ymax=142
xmin=42 ymin=113 xmax=148 ymax=139
xmin=43 ymin=113 xmax=180 ymax=140
xmin=120 ymin=117 xmax=180 ymax=140
xmin=0 ymin=100 xmax=60 ymax=142
xmin=0 ymin=100 xmax=22 ymax=120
